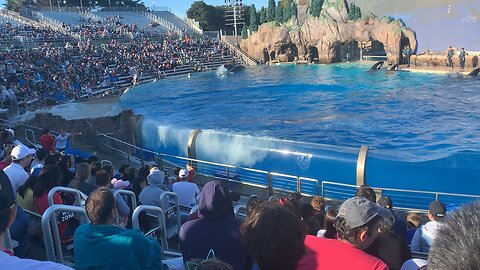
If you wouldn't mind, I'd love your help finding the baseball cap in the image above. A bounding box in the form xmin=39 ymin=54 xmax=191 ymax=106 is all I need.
xmin=400 ymin=258 xmax=428 ymax=270
xmin=429 ymin=201 xmax=446 ymax=219
xmin=11 ymin=145 xmax=36 ymax=160
xmin=337 ymin=197 xmax=380 ymax=229
xmin=179 ymin=169 xmax=188 ymax=179
xmin=0 ymin=170 xmax=15 ymax=211
xmin=377 ymin=196 xmax=393 ymax=209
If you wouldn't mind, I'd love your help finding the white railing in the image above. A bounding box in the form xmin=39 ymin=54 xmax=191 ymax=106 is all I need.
xmin=185 ymin=18 xmax=203 ymax=34
xmin=139 ymin=11 xmax=182 ymax=36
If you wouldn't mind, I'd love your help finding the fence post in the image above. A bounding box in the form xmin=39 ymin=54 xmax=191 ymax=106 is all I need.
xmin=321 ymin=181 xmax=325 ymax=198
xmin=435 ymin=193 xmax=439 ymax=202
xmin=297 ymin=177 xmax=302 ymax=194
xmin=140 ymin=148 xmax=144 ymax=167
xmin=157 ymin=154 xmax=163 ymax=170
xmin=127 ymin=146 xmax=131 ymax=165
xmin=267 ymin=172 xmax=273 ymax=196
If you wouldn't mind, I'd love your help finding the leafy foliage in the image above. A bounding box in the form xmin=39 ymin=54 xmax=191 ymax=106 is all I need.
xmin=283 ymin=0 xmax=291 ymax=22
xmin=347 ymin=2 xmax=362 ymax=21
xmin=259 ymin=7 xmax=267 ymax=24
xmin=275 ymin=2 xmax=283 ymax=24
xmin=267 ymin=0 xmax=276 ymax=22
xmin=241 ymin=23 xmax=248 ymax=39
xmin=309 ymin=0 xmax=324 ymax=17
xmin=187 ymin=1 xmax=225 ymax=31
xmin=249 ymin=4 xmax=258 ymax=32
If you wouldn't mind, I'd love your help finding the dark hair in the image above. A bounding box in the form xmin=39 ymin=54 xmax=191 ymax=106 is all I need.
xmin=137 ymin=165 xmax=150 ymax=179
xmin=18 ymin=174 xmax=38 ymax=198
xmin=335 ymin=215 xmax=381 ymax=246
xmin=85 ymin=188 xmax=115 ymax=225
xmin=118 ymin=164 xmax=129 ymax=174
xmin=356 ymin=185 xmax=376 ymax=202
xmin=35 ymin=148 xmax=49 ymax=161
xmin=90 ymin=162 xmax=101 ymax=176
xmin=241 ymin=202 xmax=306 ymax=270
xmin=33 ymin=165 xmax=62 ymax=198
xmin=428 ymin=202 xmax=480 ymax=270
xmin=95 ymin=169 xmax=111 ymax=187
xmin=378 ymin=212 xmax=395 ymax=232
xmin=87 ymin=155 xmax=99 ymax=164
xmin=186 ymin=258 xmax=234 ymax=270
xmin=246 ymin=195 xmax=264 ymax=217
xmin=323 ymin=208 xmax=338 ymax=239
xmin=298 ymin=203 xmax=314 ymax=220
xmin=0 ymin=207 xmax=13 ymax=233
xmin=42 ymin=128 xmax=50 ymax=135
xmin=122 ymin=166 xmax=136 ymax=181
xmin=44 ymin=153 xmax=60 ymax=165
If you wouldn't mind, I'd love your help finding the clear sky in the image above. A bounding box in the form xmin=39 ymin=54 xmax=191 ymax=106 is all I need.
xmin=157 ymin=1 xmax=267 ymax=17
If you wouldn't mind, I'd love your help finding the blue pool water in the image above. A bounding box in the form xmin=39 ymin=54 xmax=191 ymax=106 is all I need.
xmin=119 ymin=63 xmax=480 ymax=196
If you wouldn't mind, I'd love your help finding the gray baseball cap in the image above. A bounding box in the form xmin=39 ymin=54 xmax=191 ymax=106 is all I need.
xmin=337 ymin=197 xmax=381 ymax=229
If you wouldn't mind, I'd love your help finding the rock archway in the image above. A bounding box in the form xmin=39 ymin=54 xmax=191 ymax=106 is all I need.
xmin=278 ymin=43 xmax=299 ymax=62
xmin=307 ymin=46 xmax=319 ymax=63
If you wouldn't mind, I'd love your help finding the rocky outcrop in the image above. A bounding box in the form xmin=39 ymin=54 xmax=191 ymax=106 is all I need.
xmin=240 ymin=0 xmax=417 ymax=64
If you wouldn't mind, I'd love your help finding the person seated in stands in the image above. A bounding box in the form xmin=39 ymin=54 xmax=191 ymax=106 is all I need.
xmin=405 ymin=212 xmax=422 ymax=245
xmin=4 ymin=145 xmax=35 ymax=194
xmin=242 ymin=202 xmax=306 ymax=270
xmin=356 ymin=185 xmax=377 ymax=202
xmin=0 ymin=170 xmax=73 ymax=269
xmin=121 ymin=166 xmax=136 ymax=189
xmin=132 ymin=165 xmax=149 ymax=199
xmin=186 ymin=163 xmax=195 ymax=183
xmin=16 ymin=174 xmax=39 ymax=213
xmin=30 ymin=148 xmax=49 ymax=174
xmin=245 ymin=195 xmax=265 ymax=218
xmin=180 ymin=180 xmax=252 ymax=270
xmin=410 ymin=201 xmax=446 ymax=253
xmin=68 ymin=163 xmax=94 ymax=196
xmin=427 ymin=201 xmax=480 ymax=270
xmin=74 ymin=188 xmax=163 ymax=270
xmin=139 ymin=169 xmax=170 ymax=210
xmin=86 ymin=155 xmax=100 ymax=186
xmin=95 ymin=169 xmax=130 ymax=220
xmin=317 ymin=208 xmax=337 ymax=239
xmin=39 ymin=128 xmax=55 ymax=153
xmin=296 ymin=197 xmax=389 ymax=270
xmin=0 ymin=143 xmax=13 ymax=170
xmin=187 ymin=257 xmax=234 ymax=270
xmin=365 ymin=207 xmax=411 ymax=270
xmin=173 ymin=169 xmax=199 ymax=207
xmin=298 ymin=203 xmax=321 ymax=236
xmin=377 ymin=196 xmax=407 ymax=236
xmin=58 ymin=154 xmax=75 ymax=187
xmin=310 ymin=196 xmax=325 ymax=226
xmin=33 ymin=165 xmax=76 ymax=241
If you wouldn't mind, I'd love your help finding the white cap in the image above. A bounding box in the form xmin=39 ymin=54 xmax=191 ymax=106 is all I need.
xmin=11 ymin=145 xmax=36 ymax=160
xmin=179 ymin=169 xmax=188 ymax=179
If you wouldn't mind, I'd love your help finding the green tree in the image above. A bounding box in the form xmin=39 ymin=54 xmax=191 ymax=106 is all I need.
xmin=187 ymin=1 xmax=225 ymax=31
xmin=259 ymin=7 xmax=268 ymax=24
xmin=291 ymin=0 xmax=298 ymax=18
xmin=241 ymin=24 xmax=248 ymax=39
xmin=249 ymin=4 xmax=259 ymax=32
xmin=267 ymin=0 xmax=276 ymax=22
xmin=309 ymin=0 xmax=324 ymax=17
xmin=275 ymin=3 xmax=283 ymax=24
xmin=283 ymin=0 xmax=291 ymax=22
xmin=355 ymin=5 xmax=362 ymax=20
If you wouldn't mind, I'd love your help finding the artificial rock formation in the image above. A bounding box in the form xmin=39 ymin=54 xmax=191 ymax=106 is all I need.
xmin=241 ymin=0 xmax=417 ymax=64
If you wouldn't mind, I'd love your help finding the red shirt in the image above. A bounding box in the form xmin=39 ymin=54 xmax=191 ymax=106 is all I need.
xmin=40 ymin=134 xmax=55 ymax=153
xmin=296 ymin=235 xmax=389 ymax=270
xmin=34 ymin=192 xmax=68 ymax=239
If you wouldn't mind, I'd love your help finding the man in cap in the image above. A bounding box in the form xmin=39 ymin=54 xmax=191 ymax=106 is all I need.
xmin=410 ymin=201 xmax=446 ymax=253
xmin=0 ymin=170 xmax=72 ymax=269
xmin=3 ymin=145 xmax=35 ymax=194
xmin=172 ymin=169 xmax=199 ymax=207
xmin=296 ymin=197 xmax=388 ymax=269
xmin=377 ymin=196 xmax=407 ymax=236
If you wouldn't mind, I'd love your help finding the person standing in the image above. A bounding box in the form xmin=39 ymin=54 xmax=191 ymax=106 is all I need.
xmin=55 ymin=129 xmax=82 ymax=153
xmin=459 ymin=48 xmax=467 ymax=69
xmin=405 ymin=46 xmax=412 ymax=67
xmin=39 ymin=128 xmax=55 ymax=153
xmin=447 ymin=47 xmax=454 ymax=68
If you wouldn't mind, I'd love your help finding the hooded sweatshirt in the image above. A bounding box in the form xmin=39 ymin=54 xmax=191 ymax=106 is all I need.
xmin=179 ymin=180 xmax=251 ymax=270
xmin=410 ymin=220 xmax=442 ymax=253
xmin=139 ymin=170 xmax=170 ymax=210
xmin=74 ymin=224 xmax=163 ymax=270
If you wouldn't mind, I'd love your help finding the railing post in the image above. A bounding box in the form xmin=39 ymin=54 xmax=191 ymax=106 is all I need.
xmin=157 ymin=154 xmax=164 ymax=170
xmin=127 ymin=146 xmax=131 ymax=165
xmin=356 ymin=145 xmax=369 ymax=186
xmin=267 ymin=172 xmax=273 ymax=196
xmin=296 ymin=177 xmax=302 ymax=194
xmin=140 ymin=148 xmax=145 ymax=167
xmin=321 ymin=181 xmax=325 ymax=198
xmin=435 ymin=193 xmax=439 ymax=201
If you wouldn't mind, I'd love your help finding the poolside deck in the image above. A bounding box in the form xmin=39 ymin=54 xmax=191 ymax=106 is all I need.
xmin=401 ymin=64 xmax=474 ymax=75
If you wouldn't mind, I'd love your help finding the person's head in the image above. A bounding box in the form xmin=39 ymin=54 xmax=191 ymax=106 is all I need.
xmin=462 ymin=48 xmax=465 ymax=51
xmin=75 ymin=162 xmax=91 ymax=182
xmin=377 ymin=196 xmax=393 ymax=210
xmin=33 ymin=165 xmax=62 ymax=197
xmin=298 ymin=203 xmax=314 ymax=220
xmin=60 ymin=129 xmax=66 ymax=136
xmin=406 ymin=212 xmax=422 ymax=229
xmin=87 ymin=155 xmax=99 ymax=165
xmin=246 ymin=195 xmax=264 ymax=218
xmin=122 ymin=166 xmax=136 ymax=181
xmin=241 ymin=202 xmax=306 ymax=270
xmin=44 ymin=153 xmax=60 ymax=165
xmin=35 ymin=148 xmax=49 ymax=162
xmin=147 ymin=169 xmax=165 ymax=186
xmin=10 ymin=145 xmax=35 ymax=168
xmin=198 ymin=180 xmax=233 ymax=219
xmin=0 ymin=170 xmax=17 ymax=236
xmin=137 ymin=164 xmax=150 ymax=179
xmin=42 ymin=128 xmax=50 ymax=135
xmin=378 ymin=210 xmax=395 ymax=233
xmin=356 ymin=185 xmax=376 ymax=202
xmin=85 ymin=188 xmax=116 ymax=225
xmin=186 ymin=258 xmax=233 ymax=270
xmin=95 ymin=169 xmax=111 ymax=187
xmin=118 ymin=163 xmax=129 ymax=175
xmin=323 ymin=208 xmax=338 ymax=239
xmin=179 ymin=169 xmax=188 ymax=181
xmin=335 ymin=197 xmax=382 ymax=250
xmin=310 ymin=196 xmax=324 ymax=213
xmin=428 ymin=201 xmax=446 ymax=222
xmin=428 ymin=202 xmax=480 ymax=270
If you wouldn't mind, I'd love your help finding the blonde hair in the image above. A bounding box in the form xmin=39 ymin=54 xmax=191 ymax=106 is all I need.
xmin=311 ymin=196 xmax=324 ymax=212
xmin=76 ymin=163 xmax=91 ymax=183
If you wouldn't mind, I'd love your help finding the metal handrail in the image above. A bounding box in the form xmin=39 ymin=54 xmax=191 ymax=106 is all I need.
xmin=159 ymin=192 xmax=181 ymax=237
xmin=41 ymin=204 xmax=89 ymax=263
xmin=234 ymin=204 xmax=246 ymax=219
xmin=48 ymin=186 xmax=83 ymax=207
xmin=132 ymin=205 xmax=169 ymax=252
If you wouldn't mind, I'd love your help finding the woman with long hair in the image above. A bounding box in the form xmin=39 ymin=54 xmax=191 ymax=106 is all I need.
xmin=317 ymin=208 xmax=337 ymax=239
xmin=68 ymin=163 xmax=94 ymax=196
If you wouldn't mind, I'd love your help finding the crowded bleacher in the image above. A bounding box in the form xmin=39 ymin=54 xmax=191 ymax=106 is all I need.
xmin=0 ymin=124 xmax=479 ymax=270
